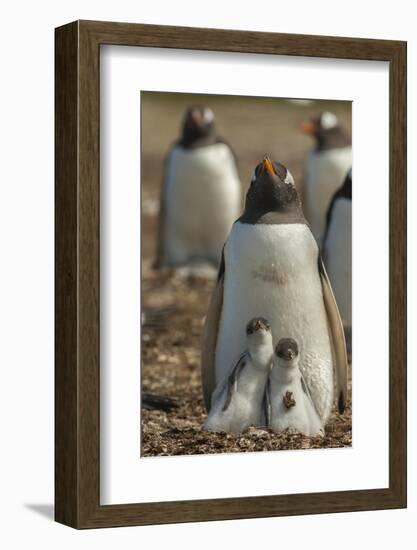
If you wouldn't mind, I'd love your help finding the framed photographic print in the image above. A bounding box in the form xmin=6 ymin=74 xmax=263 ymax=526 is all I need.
xmin=55 ymin=20 xmax=406 ymax=528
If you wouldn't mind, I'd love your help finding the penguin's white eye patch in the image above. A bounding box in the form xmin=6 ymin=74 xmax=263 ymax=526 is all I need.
xmin=203 ymin=108 xmax=214 ymax=123
xmin=251 ymin=171 xmax=257 ymax=183
xmin=284 ymin=170 xmax=295 ymax=186
xmin=320 ymin=111 xmax=338 ymax=130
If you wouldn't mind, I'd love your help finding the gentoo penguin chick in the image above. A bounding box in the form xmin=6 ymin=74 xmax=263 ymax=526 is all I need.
xmin=267 ymin=338 xmax=324 ymax=436
xmin=155 ymin=105 xmax=242 ymax=272
xmin=201 ymin=156 xmax=348 ymax=426
xmin=302 ymin=111 xmax=352 ymax=246
xmin=323 ymin=168 xmax=352 ymax=352
xmin=203 ymin=317 xmax=273 ymax=434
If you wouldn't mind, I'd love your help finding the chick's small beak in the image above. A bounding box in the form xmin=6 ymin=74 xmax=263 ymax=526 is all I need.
xmin=254 ymin=320 xmax=262 ymax=331
xmin=262 ymin=156 xmax=276 ymax=176
xmin=301 ymin=121 xmax=316 ymax=135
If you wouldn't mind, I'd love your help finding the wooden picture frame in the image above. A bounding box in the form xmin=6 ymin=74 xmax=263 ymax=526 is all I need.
xmin=55 ymin=20 xmax=407 ymax=528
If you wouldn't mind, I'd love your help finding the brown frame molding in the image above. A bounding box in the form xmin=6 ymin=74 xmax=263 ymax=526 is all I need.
xmin=55 ymin=20 xmax=407 ymax=528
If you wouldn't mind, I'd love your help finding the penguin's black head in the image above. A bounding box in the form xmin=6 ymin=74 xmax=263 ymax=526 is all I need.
xmin=302 ymin=112 xmax=349 ymax=151
xmin=243 ymin=156 xmax=300 ymax=218
xmin=180 ymin=105 xmax=215 ymax=146
xmin=275 ymin=338 xmax=299 ymax=362
xmin=246 ymin=317 xmax=271 ymax=335
xmin=302 ymin=111 xmax=339 ymax=136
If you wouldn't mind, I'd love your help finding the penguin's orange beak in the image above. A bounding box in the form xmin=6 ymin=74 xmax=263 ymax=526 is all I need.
xmin=262 ymin=156 xmax=276 ymax=176
xmin=301 ymin=121 xmax=317 ymax=135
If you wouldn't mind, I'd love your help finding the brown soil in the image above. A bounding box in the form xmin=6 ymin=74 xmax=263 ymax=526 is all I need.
xmin=141 ymin=92 xmax=352 ymax=456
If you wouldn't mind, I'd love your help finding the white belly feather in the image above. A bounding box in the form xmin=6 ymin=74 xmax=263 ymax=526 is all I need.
xmin=269 ymin=370 xmax=323 ymax=436
xmin=163 ymin=143 xmax=241 ymax=265
xmin=303 ymin=147 xmax=352 ymax=246
xmin=324 ymin=198 xmax=352 ymax=326
xmin=204 ymin=357 xmax=268 ymax=433
xmin=216 ymin=223 xmax=334 ymax=422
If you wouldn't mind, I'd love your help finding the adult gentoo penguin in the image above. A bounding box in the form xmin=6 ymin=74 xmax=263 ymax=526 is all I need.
xmin=155 ymin=105 xmax=242 ymax=271
xmin=302 ymin=111 xmax=352 ymax=246
xmin=204 ymin=317 xmax=273 ymax=433
xmin=201 ymin=157 xmax=347 ymax=424
xmin=323 ymin=168 xmax=352 ymax=335
xmin=266 ymin=338 xmax=323 ymax=436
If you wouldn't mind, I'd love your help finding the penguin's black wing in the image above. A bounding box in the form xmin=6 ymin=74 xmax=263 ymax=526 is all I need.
xmin=201 ymin=247 xmax=225 ymax=412
xmin=154 ymin=148 xmax=174 ymax=269
xmin=221 ymin=352 xmax=247 ymax=412
xmin=263 ymin=378 xmax=272 ymax=427
xmin=318 ymin=254 xmax=348 ymax=414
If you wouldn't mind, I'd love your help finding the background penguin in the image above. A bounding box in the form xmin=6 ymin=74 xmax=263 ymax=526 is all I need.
xmin=302 ymin=111 xmax=352 ymax=246
xmin=323 ymin=168 xmax=352 ymax=352
xmin=266 ymin=338 xmax=323 ymax=436
xmin=201 ymin=157 xmax=347 ymax=426
xmin=203 ymin=317 xmax=273 ymax=433
xmin=155 ymin=105 xmax=242 ymax=273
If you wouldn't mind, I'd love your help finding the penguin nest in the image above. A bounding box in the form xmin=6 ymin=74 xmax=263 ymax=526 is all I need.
xmin=141 ymin=263 xmax=352 ymax=457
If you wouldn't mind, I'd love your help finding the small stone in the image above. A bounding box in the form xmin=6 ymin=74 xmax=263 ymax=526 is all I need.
xmin=300 ymin=438 xmax=311 ymax=449
xmin=245 ymin=427 xmax=269 ymax=438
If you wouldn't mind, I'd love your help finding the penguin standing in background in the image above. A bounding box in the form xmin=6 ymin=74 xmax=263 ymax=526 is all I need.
xmin=323 ymin=168 xmax=352 ymax=349
xmin=302 ymin=111 xmax=352 ymax=246
xmin=203 ymin=317 xmax=273 ymax=434
xmin=155 ymin=105 xmax=242 ymax=273
xmin=266 ymin=338 xmax=324 ymax=437
xmin=201 ymin=157 xmax=348 ymax=426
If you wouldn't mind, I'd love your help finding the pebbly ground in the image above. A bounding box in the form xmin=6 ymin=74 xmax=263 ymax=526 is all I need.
xmin=141 ymin=263 xmax=352 ymax=457
xmin=141 ymin=93 xmax=352 ymax=456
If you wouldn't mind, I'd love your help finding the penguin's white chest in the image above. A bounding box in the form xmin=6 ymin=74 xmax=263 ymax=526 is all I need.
xmin=324 ymin=198 xmax=352 ymax=325
xmin=216 ymin=223 xmax=334 ymax=422
xmin=269 ymin=370 xmax=323 ymax=436
xmin=163 ymin=143 xmax=241 ymax=265
xmin=204 ymin=360 xmax=268 ymax=433
xmin=303 ymin=147 xmax=352 ymax=245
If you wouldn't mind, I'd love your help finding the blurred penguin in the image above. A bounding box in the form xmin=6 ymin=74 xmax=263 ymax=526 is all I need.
xmin=323 ymin=168 xmax=352 ymax=353
xmin=302 ymin=111 xmax=352 ymax=246
xmin=155 ymin=105 xmax=242 ymax=274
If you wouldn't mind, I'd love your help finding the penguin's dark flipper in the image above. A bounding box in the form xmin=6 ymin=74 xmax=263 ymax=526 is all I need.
xmin=318 ymin=255 xmax=348 ymax=414
xmin=263 ymin=378 xmax=272 ymax=427
xmin=222 ymin=353 xmax=247 ymax=412
xmin=201 ymin=248 xmax=225 ymax=412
